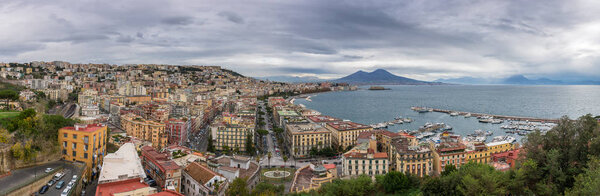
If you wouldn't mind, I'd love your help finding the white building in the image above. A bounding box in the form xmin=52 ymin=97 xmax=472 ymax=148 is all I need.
xmin=182 ymin=162 xmax=228 ymax=196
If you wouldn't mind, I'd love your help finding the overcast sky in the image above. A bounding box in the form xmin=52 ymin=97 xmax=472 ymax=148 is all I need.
xmin=1 ymin=0 xmax=599 ymax=81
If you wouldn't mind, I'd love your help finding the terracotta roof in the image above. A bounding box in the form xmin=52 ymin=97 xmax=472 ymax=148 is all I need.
xmin=326 ymin=121 xmax=371 ymax=131
xmin=150 ymin=190 xmax=184 ymax=196
xmin=307 ymin=115 xmax=341 ymax=123
xmin=95 ymin=178 xmax=151 ymax=196
xmin=184 ymin=162 xmax=221 ymax=185
xmin=357 ymin=131 xmax=373 ymax=139
xmin=61 ymin=123 xmax=105 ymax=132
xmin=373 ymin=129 xmax=399 ymax=137
xmin=374 ymin=152 xmax=388 ymax=159
xmin=323 ymin=164 xmax=336 ymax=170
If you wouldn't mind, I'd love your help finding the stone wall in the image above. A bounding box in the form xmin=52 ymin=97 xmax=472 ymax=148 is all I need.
xmin=7 ymin=169 xmax=61 ymax=196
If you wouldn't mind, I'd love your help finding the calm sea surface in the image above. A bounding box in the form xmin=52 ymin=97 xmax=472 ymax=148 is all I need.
xmin=294 ymin=85 xmax=600 ymax=142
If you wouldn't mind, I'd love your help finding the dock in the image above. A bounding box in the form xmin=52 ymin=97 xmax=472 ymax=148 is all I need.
xmin=411 ymin=107 xmax=559 ymax=123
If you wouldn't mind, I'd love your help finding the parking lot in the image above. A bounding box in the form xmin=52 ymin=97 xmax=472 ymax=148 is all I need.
xmin=0 ymin=160 xmax=84 ymax=196
xmin=42 ymin=162 xmax=82 ymax=196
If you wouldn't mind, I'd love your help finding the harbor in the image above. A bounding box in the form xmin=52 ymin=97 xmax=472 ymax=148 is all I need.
xmin=411 ymin=106 xmax=559 ymax=123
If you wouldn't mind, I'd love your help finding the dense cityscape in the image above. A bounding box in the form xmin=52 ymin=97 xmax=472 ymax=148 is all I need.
xmin=0 ymin=61 xmax=597 ymax=196
xmin=2 ymin=1 xmax=600 ymax=196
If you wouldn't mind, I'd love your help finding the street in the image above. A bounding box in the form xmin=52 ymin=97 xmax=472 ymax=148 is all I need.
xmin=0 ymin=160 xmax=83 ymax=196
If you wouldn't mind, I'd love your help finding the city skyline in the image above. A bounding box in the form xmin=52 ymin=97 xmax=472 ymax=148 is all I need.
xmin=1 ymin=0 xmax=600 ymax=81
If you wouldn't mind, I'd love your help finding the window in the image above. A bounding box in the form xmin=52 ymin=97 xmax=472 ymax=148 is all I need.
xmin=63 ymin=133 xmax=67 ymax=137
xmin=72 ymin=151 xmax=76 ymax=157
xmin=84 ymin=153 xmax=88 ymax=158
xmin=72 ymin=143 xmax=77 ymax=149
xmin=73 ymin=134 xmax=77 ymax=139
xmin=63 ymin=141 xmax=67 ymax=148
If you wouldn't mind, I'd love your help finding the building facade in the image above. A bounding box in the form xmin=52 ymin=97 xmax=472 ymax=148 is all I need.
xmin=285 ymin=123 xmax=331 ymax=158
xmin=141 ymin=146 xmax=182 ymax=192
xmin=121 ymin=113 xmax=168 ymax=149
xmin=58 ymin=123 xmax=107 ymax=180
xmin=325 ymin=121 xmax=373 ymax=149
xmin=390 ymin=137 xmax=433 ymax=177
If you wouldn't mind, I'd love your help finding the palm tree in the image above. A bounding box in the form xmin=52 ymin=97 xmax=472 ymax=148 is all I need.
xmin=294 ymin=148 xmax=299 ymax=168
xmin=282 ymin=155 xmax=288 ymax=182
xmin=267 ymin=151 xmax=272 ymax=168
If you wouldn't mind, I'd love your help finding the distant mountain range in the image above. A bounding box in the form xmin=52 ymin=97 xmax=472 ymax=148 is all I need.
xmin=331 ymin=69 xmax=441 ymax=85
xmin=436 ymin=74 xmax=600 ymax=85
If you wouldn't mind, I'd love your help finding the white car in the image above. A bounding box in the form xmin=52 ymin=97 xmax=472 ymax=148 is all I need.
xmin=45 ymin=168 xmax=53 ymax=173
xmin=61 ymin=188 xmax=70 ymax=196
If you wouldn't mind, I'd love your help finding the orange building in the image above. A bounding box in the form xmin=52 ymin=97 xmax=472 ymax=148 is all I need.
xmin=59 ymin=123 xmax=107 ymax=181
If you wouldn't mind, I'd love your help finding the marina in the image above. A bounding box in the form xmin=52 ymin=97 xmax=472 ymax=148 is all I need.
xmin=411 ymin=106 xmax=559 ymax=123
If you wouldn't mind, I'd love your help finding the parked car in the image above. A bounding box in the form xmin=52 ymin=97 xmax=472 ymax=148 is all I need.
xmin=47 ymin=179 xmax=56 ymax=186
xmin=60 ymin=188 xmax=70 ymax=196
xmin=55 ymin=181 xmax=65 ymax=189
xmin=72 ymin=175 xmax=78 ymax=180
xmin=53 ymin=172 xmax=65 ymax=180
xmin=38 ymin=185 xmax=49 ymax=194
xmin=44 ymin=168 xmax=53 ymax=173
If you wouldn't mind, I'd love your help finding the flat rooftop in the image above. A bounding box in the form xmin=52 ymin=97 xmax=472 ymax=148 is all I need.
xmin=326 ymin=121 xmax=371 ymax=131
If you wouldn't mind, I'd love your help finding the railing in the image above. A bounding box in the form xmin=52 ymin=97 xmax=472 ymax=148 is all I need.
xmin=0 ymin=165 xmax=64 ymax=196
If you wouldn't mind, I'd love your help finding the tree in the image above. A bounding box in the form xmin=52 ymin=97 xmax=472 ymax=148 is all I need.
xmin=256 ymin=129 xmax=269 ymax=136
xmin=318 ymin=174 xmax=375 ymax=196
xmin=441 ymin=164 xmax=457 ymax=176
xmin=377 ymin=171 xmax=412 ymax=194
xmin=227 ymin=178 xmax=249 ymax=196
xmin=273 ymin=127 xmax=284 ymax=135
xmin=0 ymin=128 xmax=10 ymax=143
xmin=456 ymin=162 xmax=509 ymax=195
xmin=566 ymin=156 xmax=600 ymax=195
xmin=207 ymin=134 xmax=215 ymax=152
xmin=294 ymin=148 xmax=299 ymax=167
xmin=223 ymin=145 xmax=231 ymax=155
xmin=0 ymin=90 xmax=18 ymax=110
xmin=283 ymin=155 xmax=288 ymax=172
xmin=251 ymin=182 xmax=284 ymax=196
xmin=246 ymin=134 xmax=255 ymax=155
xmin=521 ymin=115 xmax=600 ymax=193
xmin=267 ymin=152 xmax=272 ymax=168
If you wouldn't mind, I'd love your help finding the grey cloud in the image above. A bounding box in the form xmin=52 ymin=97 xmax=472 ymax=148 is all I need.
xmin=276 ymin=67 xmax=333 ymax=75
xmin=0 ymin=0 xmax=599 ymax=80
xmin=218 ymin=11 xmax=244 ymax=24
xmin=116 ymin=35 xmax=135 ymax=43
xmin=161 ymin=16 xmax=194 ymax=25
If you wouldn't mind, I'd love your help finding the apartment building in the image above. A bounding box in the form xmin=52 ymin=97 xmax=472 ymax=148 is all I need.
xmin=121 ymin=113 xmax=168 ymax=149
xmin=390 ymin=137 xmax=433 ymax=177
xmin=285 ymin=123 xmax=331 ymax=158
xmin=58 ymin=123 xmax=107 ymax=180
xmin=325 ymin=121 xmax=373 ymax=149
xmin=342 ymin=136 xmax=388 ymax=177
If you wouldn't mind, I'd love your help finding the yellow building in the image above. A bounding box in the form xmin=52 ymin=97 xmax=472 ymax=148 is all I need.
xmin=486 ymin=140 xmax=513 ymax=155
xmin=121 ymin=113 xmax=168 ymax=149
xmin=390 ymin=137 xmax=433 ymax=177
xmin=325 ymin=121 xmax=372 ymax=149
xmin=59 ymin=123 xmax=107 ymax=180
xmin=285 ymin=123 xmax=331 ymax=158
xmin=211 ymin=114 xmax=255 ymax=152
xmin=465 ymin=143 xmax=491 ymax=164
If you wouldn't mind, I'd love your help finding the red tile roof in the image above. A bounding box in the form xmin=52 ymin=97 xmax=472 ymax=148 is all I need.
xmin=95 ymin=178 xmax=150 ymax=196
xmin=62 ymin=123 xmax=105 ymax=132
xmin=150 ymin=190 xmax=184 ymax=196
xmin=323 ymin=164 xmax=336 ymax=170
xmin=374 ymin=152 xmax=388 ymax=159
xmin=307 ymin=115 xmax=341 ymax=123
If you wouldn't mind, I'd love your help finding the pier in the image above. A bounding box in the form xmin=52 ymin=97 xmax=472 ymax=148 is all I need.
xmin=411 ymin=107 xmax=559 ymax=123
